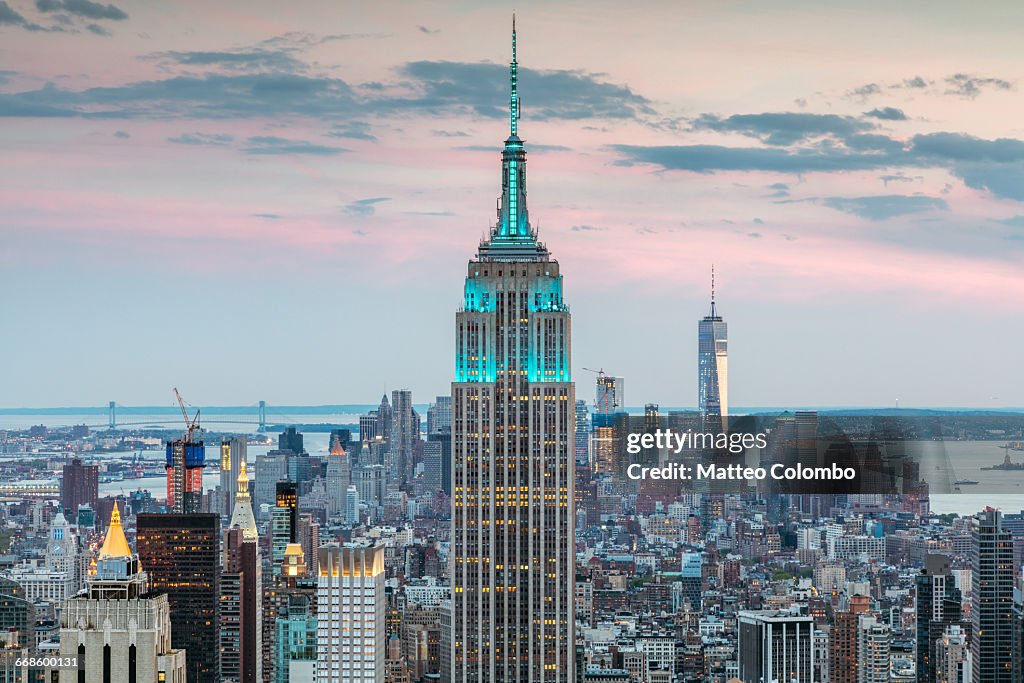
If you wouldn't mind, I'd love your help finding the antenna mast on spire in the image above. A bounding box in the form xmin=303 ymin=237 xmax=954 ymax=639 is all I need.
xmin=510 ymin=13 xmax=519 ymax=137
xmin=709 ymin=264 xmax=719 ymax=318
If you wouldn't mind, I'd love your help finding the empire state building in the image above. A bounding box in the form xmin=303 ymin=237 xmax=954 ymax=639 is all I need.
xmin=447 ymin=19 xmax=576 ymax=683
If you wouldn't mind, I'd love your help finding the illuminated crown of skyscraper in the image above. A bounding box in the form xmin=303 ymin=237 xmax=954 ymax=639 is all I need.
xmin=98 ymin=501 xmax=132 ymax=559
xmin=229 ymin=460 xmax=259 ymax=541
xmin=478 ymin=15 xmax=547 ymax=261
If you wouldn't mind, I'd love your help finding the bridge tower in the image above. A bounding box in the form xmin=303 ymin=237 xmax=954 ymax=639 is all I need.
xmin=108 ymin=401 xmax=116 ymax=431
xmin=258 ymin=400 xmax=267 ymax=432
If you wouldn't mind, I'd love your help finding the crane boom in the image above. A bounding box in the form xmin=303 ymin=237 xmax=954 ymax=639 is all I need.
xmin=173 ymin=387 xmax=201 ymax=441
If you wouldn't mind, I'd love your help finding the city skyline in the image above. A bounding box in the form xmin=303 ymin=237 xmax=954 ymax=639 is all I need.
xmin=3 ymin=1 xmax=1024 ymax=408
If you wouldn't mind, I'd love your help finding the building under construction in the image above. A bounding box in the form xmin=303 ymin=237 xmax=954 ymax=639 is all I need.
xmin=166 ymin=388 xmax=206 ymax=513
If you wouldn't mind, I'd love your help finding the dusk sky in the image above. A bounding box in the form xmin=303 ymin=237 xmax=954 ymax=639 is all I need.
xmin=2 ymin=0 xmax=1023 ymax=409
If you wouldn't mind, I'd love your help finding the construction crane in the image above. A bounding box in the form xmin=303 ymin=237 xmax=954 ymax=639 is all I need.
xmin=173 ymin=387 xmax=201 ymax=441
xmin=582 ymin=367 xmax=609 ymax=378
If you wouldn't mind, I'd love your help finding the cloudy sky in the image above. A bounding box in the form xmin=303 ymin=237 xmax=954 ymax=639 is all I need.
xmin=2 ymin=0 xmax=1023 ymax=409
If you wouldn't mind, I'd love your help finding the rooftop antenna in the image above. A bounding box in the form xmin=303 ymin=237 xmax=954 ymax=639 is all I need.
xmin=709 ymin=264 xmax=718 ymax=318
xmin=510 ymin=13 xmax=519 ymax=137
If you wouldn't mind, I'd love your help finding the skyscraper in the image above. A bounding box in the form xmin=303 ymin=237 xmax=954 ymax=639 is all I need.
xmin=60 ymin=457 xmax=98 ymax=516
xmin=390 ymin=389 xmax=417 ymax=485
xmin=222 ymin=462 xmax=262 ymax=683
xmin=698 ymin=267 xmax=728 ymax=433
xmin=830 ymin=593 xmax=870 ymax=683
xmin=423 ymin=430 xmax=452 ymax=497
xmin=272 ymin=482 xmax=299 ymax=574
xmin=274 ymin=544 xmax=317 ymax=683
xmin=916 ymin=554 xmax=963 ymax=683
xmin=448 ymin=19 xmax=575 ymax=683
xmin=165 ymin=435 xmax=206 ymax=514
xmin=345 ymin=485 xmax=360 ymax=525
xmin=59 ymin=503 xmax=187 ymax=683
xmin=971 ymin=508 xmax=1014 ymax=683
xmin=856 ymin=615 xmax=890 ymax=683
xmin=426 ymin=396 xmax=452 ymax=436
xmin=594 ymin=373 xmax=623 ymax=415
xmin=326 ymin=438 xmax=350 ymax=517
xmin=136 ymin=512 xmax=221 ymax=683
xmin=316 ymin=544 xmax=385 ymax=683
xmin=574 ymin=400 xmax=589 ymax=465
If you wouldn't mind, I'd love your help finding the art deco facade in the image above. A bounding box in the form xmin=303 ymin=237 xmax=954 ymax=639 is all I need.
xmin=447 ymin=20 xmax=575 ymax=683
xmin=59 ymin=503 xmax=186 ymax=683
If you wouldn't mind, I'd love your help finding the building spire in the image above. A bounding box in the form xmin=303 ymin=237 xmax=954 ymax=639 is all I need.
xmin=237 ymin=460 xmax=251 ymax=502
xmin=229 ymin=459 xmax=258 ymax=541
xmin=99 ymin=501 xmax=132 ymax=559
xmin=709 ymin=264 xmax=719 ymax=318
xmin=510 ymin=13 xmax=519 ymax=137
xmin=490 ymin=14 xmax=532 ymax=244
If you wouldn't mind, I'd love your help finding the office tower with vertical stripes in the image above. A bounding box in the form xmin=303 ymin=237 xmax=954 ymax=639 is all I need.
xmin=136 ymin=512 xmax=221 ymax=683
xmin=447 ymin=18 xmax=575 ymax=683
xmin=972 ymin=508 xmax=1014 ymax=683
xmin=316 ymin=544 xmax=385 ymax=683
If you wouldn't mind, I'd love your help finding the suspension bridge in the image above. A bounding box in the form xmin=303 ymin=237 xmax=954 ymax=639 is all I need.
xmin=97 ymin=400 xmax=271 ymax=431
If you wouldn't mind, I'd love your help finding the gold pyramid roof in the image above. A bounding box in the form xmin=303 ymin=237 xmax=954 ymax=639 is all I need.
xmin=98 ymin=502 xmax=132 ymax=559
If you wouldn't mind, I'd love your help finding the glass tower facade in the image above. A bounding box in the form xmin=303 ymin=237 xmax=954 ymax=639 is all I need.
xmin=698 ymin=271 xmax=728 ymax=433
xmin=448 ymin=18 xmax=575 ymax=683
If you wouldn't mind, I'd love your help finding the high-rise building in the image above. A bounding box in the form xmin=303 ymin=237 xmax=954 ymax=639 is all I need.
xmin=737 ymin=610 xmax=814 ymax=683
xmin=279 ymin=427 xmax=304 ymax=455
xmin=855 ymin=615 xmax=890 ymax=683
xmin=448 ymin=20 xmax=575 ymax=683
xmin=594 ymin=373 xmax=623 ymax=415
xmin=423 ymin=431 xmax=452 ymax=497
xmin=45 ymin=509 xmax=77 ymax=578
xmin=316 ymin=544 xmax=385 ymax=683
xmin=165 ymin=434 xmax=206 ymax=515
xmin=698 ymin=267 xmax=728 ymax=433
xmin=376 ymin=395 xmax=393 ymax=445
xmin=325 ymin=440 xmax=350 ymax=517
xmin=830 ymin=594 xmax=870 ymax=683
xmin=916 ymin=554 xmax=963 ymax=683
xmin=574 ymin=400 xmax=589 ymax=464
xmin=254 ymin=450 xmax=288 ymax=517
xmin=222 ymin=462 xmax=262 ymax=683
xmin=0 ymin=578 xmax=34 ymax=656
xmin=220 ymin=436 xmax=247 ymax=519
xmin=296 ymin=513 xmax=320 ymax=577
xmin=345 ymin=485 xmax=360 ymax=525
xmin=60 ymin=503 xmax=187 ymax=683
xmin=426 ymin=396 xmax=452 ymax=436
xmin=272 ymin=482 xmax=299 ymax=573
xmin=971 ymin=508 xmax=1014 ymax=683
xmin=359 ymin=412 xmax=379 ymax=443
xmin=60 ymin=457 xmax=98 ymax=516
xmin=390 ymin=389 xmax=418 ymax=485
xmin=136 ymin=512 xmax=221 ymax=683
xmin=273 ymin=545 xmax=317 ymax=683
xmin=935 ymin=625 xmax=970 ymax=683
xmin=358 ymin=464 xmax=386 ymax=513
